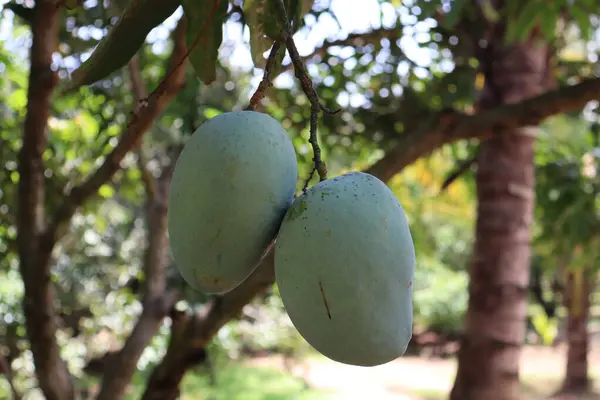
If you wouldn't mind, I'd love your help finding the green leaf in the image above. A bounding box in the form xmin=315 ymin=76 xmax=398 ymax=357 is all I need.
xmin=244 ymin=0 xmax=279 ymax=68
xmin=182 ymin=0 xmax=229 ymax=85
xmin=63 ymin=0 xmax=181 ymax=93
xmin=243 ymin=0 xmax=311 ymax=68
xmin=539 ymin=11 xmax=558 ymax=41
xmin=505 ymin=0 xmax=542 ymax=44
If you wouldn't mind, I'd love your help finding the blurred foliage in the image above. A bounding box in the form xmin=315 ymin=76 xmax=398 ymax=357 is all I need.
xmin=535 ymin=112 xmax=600 ymax=271
xmin=526 ymin=111 xmax=600 ymax=343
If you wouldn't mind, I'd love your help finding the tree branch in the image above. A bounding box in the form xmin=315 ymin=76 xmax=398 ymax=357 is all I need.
xmin=95 ymin=54 xmax=183 ymax=400
xmin=440 ymin=149 xmax=479 ymax=192
xmin=278 ymin=27 xmax=401 ymax=75
xmin=130 ymin=56 xmax=159 ymax=199
xmin=367 ymin=76 xmax=600 ymax=183
xmin=246 ymin=41 xmax=283 ymax=110
xmin=16 ymin=3 xmax=73 ymax=400
xmin=43 ymin=16 xmax=188 ymax=250
xmin=128 ymin=55 xmax=148 ymax=111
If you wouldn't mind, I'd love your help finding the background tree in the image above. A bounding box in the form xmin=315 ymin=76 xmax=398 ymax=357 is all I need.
xmin=419 ymin=2 xmax=600 ymax=398
xmin=535 ymin=112 xmax=600 ymax=396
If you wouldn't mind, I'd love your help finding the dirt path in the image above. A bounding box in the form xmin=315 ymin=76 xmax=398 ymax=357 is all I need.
xmin=247 ymin=344 xmax=600 ymax=399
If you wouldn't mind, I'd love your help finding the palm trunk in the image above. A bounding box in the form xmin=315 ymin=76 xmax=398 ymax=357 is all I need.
xmin=561 ymin=266 xmax=594 ymax=394
xmin=449 ymin=10 xmax=551 ymax=400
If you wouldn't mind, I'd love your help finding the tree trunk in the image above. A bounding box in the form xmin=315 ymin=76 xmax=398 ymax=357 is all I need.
xmin=561 ymin=266 xmax=594 ymax=394
xmin=449 ymin=9 xmax=551 ymax=400
xmin=17 ymin=3 xmax=74 ymax=400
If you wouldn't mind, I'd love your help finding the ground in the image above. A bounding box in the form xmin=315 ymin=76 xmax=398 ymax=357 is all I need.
xmin=246 ymin=343 xmax=600 ymax=400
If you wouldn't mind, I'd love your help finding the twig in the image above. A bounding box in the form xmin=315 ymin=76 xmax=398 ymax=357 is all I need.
xmin=128 ymin=57 xmax=158 ymax=201
xmin=245 ymin=41 xmax=283 ymax=111
xmin=273 ymin=0 xmax=340 ymax=192
xmin=277 ymin=26 xmax=404 ymax=76
xmin=127 ymin=56 xmax=147 ymax=111
xmin=440 ymin=150 xmax=479 ymax=192
xmin=243 ymin=1 xmax=345 ymax=191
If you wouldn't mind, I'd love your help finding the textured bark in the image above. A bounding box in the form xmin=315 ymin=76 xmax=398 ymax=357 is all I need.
xmin=561 ymin=267 xmax=594 ymax=394
xmin=16 ymin=3 xmax=74 ymax=400
xmin=449 ymin=10 xmax=551 ymax=400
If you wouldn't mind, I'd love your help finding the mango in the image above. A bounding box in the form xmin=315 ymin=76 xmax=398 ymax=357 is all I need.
xmin=274 ymin=171 xmax=415 ymax=366
xmin=168 ymin=111 xmax=298 ymax=294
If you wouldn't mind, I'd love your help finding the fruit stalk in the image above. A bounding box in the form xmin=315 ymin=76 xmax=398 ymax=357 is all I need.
xmin=273 ymin=0 xmax=341 ymax=189
xmin=246 ymin=41 xmax=284 ymax=111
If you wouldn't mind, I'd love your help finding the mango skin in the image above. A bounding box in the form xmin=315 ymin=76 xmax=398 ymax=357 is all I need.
xmin=274 ymin=171 xmax=415 ymax=366
xmin=168 ymin=111 xmax=298 ymax=294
